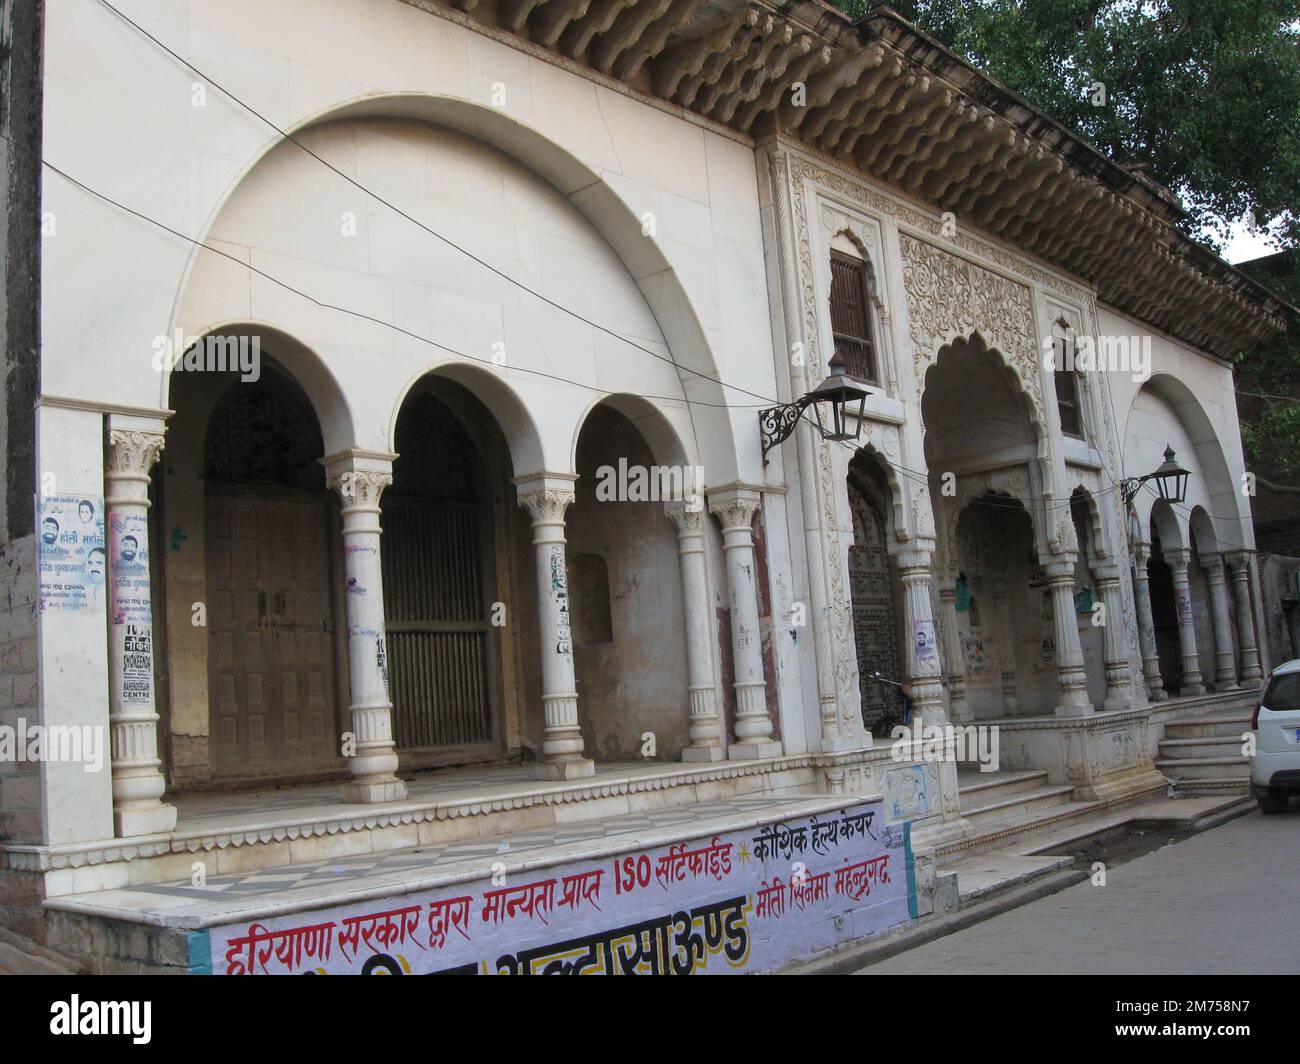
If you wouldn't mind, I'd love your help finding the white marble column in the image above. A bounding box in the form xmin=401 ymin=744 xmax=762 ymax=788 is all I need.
xmin=1164 ymin=547 xmax=1206 ymax=695
xmin=938 ymin=577 xmax=970 ymax=722
xmin=1226 ymin=551 xmax=1264 ymax=683
xmin=324 ymin=453 xmax=407 ymax=803
xmin=1045 ymin=556 xmax=1094 ymax=716
xmin=1095 ymin=564 xmax=1139 ymax=711
xmin=1201 ymin=554 xmax=1240 ymax=690
xmin=1131 ymin=543 xmax=1167 ymax=701
xmin=518 ymin=474 xmax=595 ymax=779
xmin=105 ymin=420 xmax=177 ymax=836
xmin=897 ymin=549 xmax=946 ymax=724
xmin=708 ymin=487 xmax=782 ymax=760
xmin=666 ymin=502 xmax=724 ymax=761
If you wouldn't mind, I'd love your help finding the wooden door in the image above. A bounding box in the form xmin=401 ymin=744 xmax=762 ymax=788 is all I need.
xmin=848 ymin=487 xmax=904 ymax=727
xmin=207 ymin=493 xmax=336 ymax=775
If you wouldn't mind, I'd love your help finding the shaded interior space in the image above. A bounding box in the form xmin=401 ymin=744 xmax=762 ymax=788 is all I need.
xmin=385 ymin=378 xmax=534 ymax=770
xmin=159 ymin=344 xmax=556 ymax=792
xmin=951 ymin=493 xmax=1052 ymax=719
xmin=568 ymin=403 xmax=690 ymax=762
xmin=920 ymin=335 xmax=1039 ymax=475
xmin=1147 ymin=527 xmax=1184 ymax=694
xmin=162 ymin=354 xmax=347 ymax=788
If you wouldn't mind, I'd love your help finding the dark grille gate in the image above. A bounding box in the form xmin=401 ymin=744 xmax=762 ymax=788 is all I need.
xmin=380 ymin=498 xmax=493 ymax=749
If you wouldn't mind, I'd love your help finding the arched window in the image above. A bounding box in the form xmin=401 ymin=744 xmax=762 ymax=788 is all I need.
xmin=1052 ymin=321 xmax=1084 ymax=439
xmin=828 ymin=251 xmax=878 ymax=384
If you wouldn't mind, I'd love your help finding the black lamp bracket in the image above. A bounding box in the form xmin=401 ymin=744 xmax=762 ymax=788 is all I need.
xmin=759 ymin=396 xmax=815 ymax=461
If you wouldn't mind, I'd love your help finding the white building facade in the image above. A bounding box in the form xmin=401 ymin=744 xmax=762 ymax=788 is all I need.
xmin=0 ymin=0 xmax=1286 ymax=973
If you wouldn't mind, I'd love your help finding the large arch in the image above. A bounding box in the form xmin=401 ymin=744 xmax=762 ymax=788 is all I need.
xmin=921 ymin=331 xmax=1048 ymax=464
xmin=390 ymin=360 xmax=546 ymax=478
xmin=569 ymin=391 xmax=696 ymax=473
xmin=1123 ymin=373 xmax=1246 ymax=555
xmin=162 ymin=322 xmax=356 ymax=457
xmin=169 ymin=93 xmax=742 ymax=481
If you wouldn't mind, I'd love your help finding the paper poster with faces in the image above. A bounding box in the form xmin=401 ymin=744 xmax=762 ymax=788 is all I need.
xmin=37 ymin=495 xmax=107 ymax=613
xmin=109 ymin=512 xmax=152 ymax=625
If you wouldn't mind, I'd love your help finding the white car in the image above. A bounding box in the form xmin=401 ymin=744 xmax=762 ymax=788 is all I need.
xmin=1251 ymin=657 xmax=1300 ymax=814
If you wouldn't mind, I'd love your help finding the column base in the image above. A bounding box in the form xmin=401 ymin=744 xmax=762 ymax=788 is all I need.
xmin=1181 ymin=683 xmax=1207 ymax=697
xmin=728 ymin=740 xmax=784 ymax=761
xmin=1054 ymin=700 xmax=1095 ymax=719
xmin=1103 ymin=691 xmax=1137 ymax=713
xmin=533 ymin=757 xmax=596 ymax=780
xmin=681 ymin=744 xmax=726 ymax=763
xmin=114 ymin=803 xmax=178 ymax=838
xmin=343 ymin=778 xmax=408 ymax=803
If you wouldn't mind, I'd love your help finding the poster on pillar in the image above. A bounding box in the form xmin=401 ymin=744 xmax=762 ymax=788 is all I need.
xmin=912 ymin=619 xmax=937 ymax=667
xmin=36 ymin=494 xmax=106 ymax=613
xmin=109 ymin=512 xmax=152 ymax=626
xmin=198 ymin=801 xmax=915 ymax=976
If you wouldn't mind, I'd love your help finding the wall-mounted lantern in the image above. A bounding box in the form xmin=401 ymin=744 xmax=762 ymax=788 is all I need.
xmin=1121 ymin=445 xmax=1191 ymax=507
xmin=760 ymin=355 xmax=871 ymax=462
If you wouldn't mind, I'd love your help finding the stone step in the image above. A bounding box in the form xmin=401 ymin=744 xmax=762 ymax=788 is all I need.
xmin=1169 ymin=776 xmax=1252 ymax=796
xmin=1157 ymin=735 xmax=1249 ymax=761
xmin=959 ymin=783 xmax=1076 ymax=825
xmin=1155 ymin=756 xmax=1251 ymax=780
xmin=937 ymin=798 xmax=1107 ymax=859
xmin=956 ymin=769 xmax=1051 ymax=803
xmin=1164 ymin=715 xmax=1254 ymax=740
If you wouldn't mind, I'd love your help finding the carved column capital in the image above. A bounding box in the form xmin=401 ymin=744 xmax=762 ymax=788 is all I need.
xmin=707 ymin=487 xmax=762 ymax=533
xmin=1226 ymin=550 xmax=1256 ymax=574
xmin=1200 ymin=552 xmax=1227 ymax=581
xmin=518 ymin=488 xmax=576 ymax=526
xmin=665 ymin=502 xmax=706 ymax=538
xmin=323 ymin=450 xmax=396 ymax=518
xmin=107 ymin=428 xmax=166 ymax=477
xmin=326 ymin=469 xmax=392 ymax=509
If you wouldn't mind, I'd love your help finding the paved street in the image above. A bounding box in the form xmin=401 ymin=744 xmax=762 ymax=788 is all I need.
xmin=860 ymin=810 xmax=1300 ymax=974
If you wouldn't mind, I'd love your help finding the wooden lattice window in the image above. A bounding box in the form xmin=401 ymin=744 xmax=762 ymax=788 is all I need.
xmin=1055 ymin=369 xmax=1083 ymax=439
xmin=829 ymin=253 xmax=878 ymax=383
xmin=206 ymin=373 xmax=324 ymax=489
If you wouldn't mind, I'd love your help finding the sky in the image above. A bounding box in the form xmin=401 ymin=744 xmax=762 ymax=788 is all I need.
xmin=1223 ymin=215 xmax=1285 ymax=266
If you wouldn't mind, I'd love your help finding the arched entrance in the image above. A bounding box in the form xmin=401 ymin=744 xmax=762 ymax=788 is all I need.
xmin=952 ymin=493 xmax=1042 ymax=718
xmin=203 ymin=366 xmax=341 ymax=777
xmin=383 ymin=382 xmax=515 ymax=762
xmin=568 ymin=399 xmax=692 ymax=761
xmin=846 ymin=454 xmax=904 ymax=731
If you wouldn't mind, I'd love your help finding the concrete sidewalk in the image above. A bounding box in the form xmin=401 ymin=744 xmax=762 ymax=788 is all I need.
xmin=859 ymin=809 xmax=1300 ymax=974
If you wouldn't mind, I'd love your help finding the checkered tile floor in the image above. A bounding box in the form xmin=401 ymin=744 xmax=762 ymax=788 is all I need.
xmin=130 ymin=796 xmax=819 ymax=902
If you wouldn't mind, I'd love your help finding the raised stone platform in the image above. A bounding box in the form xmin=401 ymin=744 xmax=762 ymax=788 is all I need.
xmin=38 ymin=792 xmax=946 ymax=975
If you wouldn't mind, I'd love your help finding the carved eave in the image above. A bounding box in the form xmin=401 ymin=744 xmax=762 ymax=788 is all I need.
xmin=405 ymin=0 xmax=1291 ymax=357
